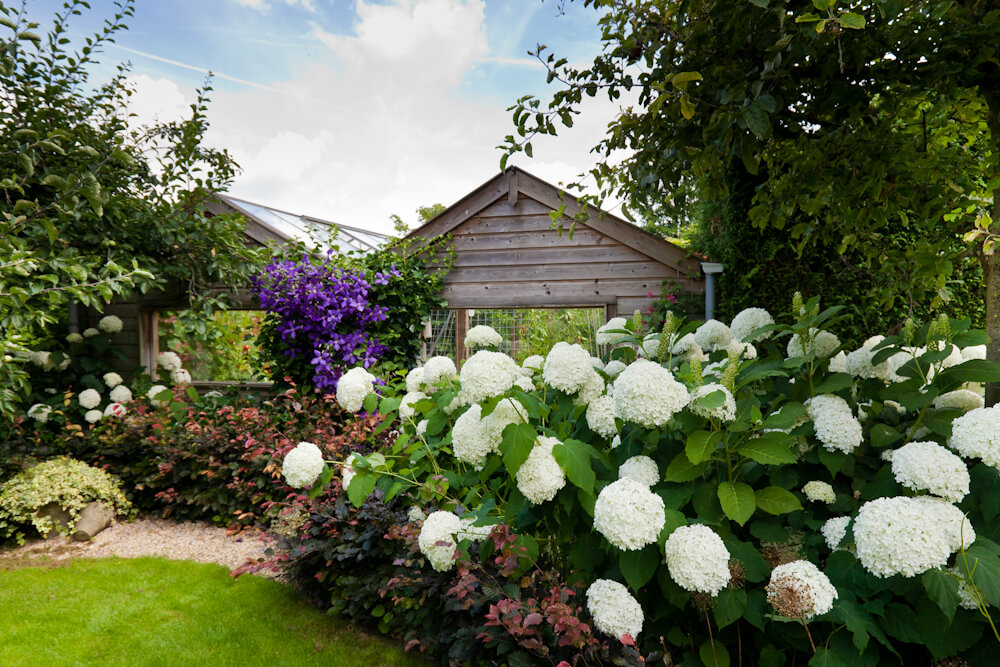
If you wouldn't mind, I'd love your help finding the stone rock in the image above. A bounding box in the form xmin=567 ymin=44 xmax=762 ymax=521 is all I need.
xmin=36 ymin=502 xmax=72 ymax=539
xmin=71 ymin=502 xmax=114 ymax=542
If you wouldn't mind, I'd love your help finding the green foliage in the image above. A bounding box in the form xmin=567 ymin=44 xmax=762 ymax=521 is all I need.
xmin=0 ymin=456 xmax=133 ymax=543
xmin=0 ymin=1 xmax=266 ymax=418
xmin=160 ymin=309 xmax=269 ymax=382
xmin=329 ymin=298 xmax=1000 ymax=664
xmin=0 ymin=558 xmax=432 ymax=667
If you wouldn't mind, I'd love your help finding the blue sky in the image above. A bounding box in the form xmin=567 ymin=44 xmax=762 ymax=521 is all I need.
xmin=20 ymin=0 xmax=624 ymax=233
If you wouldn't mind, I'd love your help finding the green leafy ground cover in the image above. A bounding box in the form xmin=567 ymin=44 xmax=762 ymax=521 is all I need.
xmin=0 ymin=557 xmax=430 ymax=667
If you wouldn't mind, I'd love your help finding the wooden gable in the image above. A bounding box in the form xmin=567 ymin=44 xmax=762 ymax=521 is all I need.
xmin=408 ymin=168 xmax=705 ymax=317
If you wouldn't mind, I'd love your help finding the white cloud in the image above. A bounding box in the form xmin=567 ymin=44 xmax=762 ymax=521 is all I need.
xmin=124 ymin=74 xmax=191 ymax=128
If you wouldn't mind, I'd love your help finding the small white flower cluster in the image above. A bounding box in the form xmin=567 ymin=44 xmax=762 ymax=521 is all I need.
xmin=787 ymin=329 xmax=840 ymax=359
xmin=341 ymin=452 xmax=361 ymax=490
xmin=766 ymin=560 xmax=838 ymax=620
xmin=83 ymin=327 xmax=99 ymax=338
xmin=951 ymin=566 xmax=983 ymax=610
xmin=890 ymin=441 xmax=969 ymax=502
xmin=464 ymin=325 xmax=502 ymax=350
xmin=78 ymin=388 xmax=102 ymax=410
xmin=27 ymin=350 xmax=71 ymax=371
xmin=109 ymin=385 xmax=132 ymax=404
xmin=618 ymin=455 xmax=659 ymax=487
xmin=663 ymin=525 xmax=731 ymax=596
xmin=854 ymin=496 xmax=975 ymax=577
xmin=98 ymin=315 xmax=123 ymax=334
xmin=593 ymin=478 xmax=665 ymax=551
xmin=689 ymin=383 xmax=736 ymax=422
xmin=418 ymin=510 xmax=462 ymax=572
xmin=573 ymin=371 xmax=606 ymax=408
xmin=693 ymin=319 xmax=734 ymax=352
xmin=481 ymin=398 xmax=528 ymax=445
xmin=603 ymin=359 xmax=627 ymax=378
xmin=102 ymin=372 xmax=123 ymax=388
xmin=613 ymin=359 xmax=689 ymax=429
xmin=844 ymin=336 xmax=895 ymax=382
xmin=586 ymin=395 xmax=617 ymax=440
xmin=157 ymin=351 xmax=182 ymax=372
xmin=84 ymin=409 xmax=103 ymax=424
xmin=103 ymin=402 xmax=126 ymax=418
xmin=596 ymin=317 xmax=629 ymax=346
xmin=336 ymin=367 xmax=377 ymax=412
xmin=422 ymin=356 xmax=457 ymax=389
xmin=399 ymin=391 xmax=428 ymax=421
xmin=822 ymin=516 xmax=851 ymax=549
xmin=407 ymin=506 xmax=427 ymax=523
xmin=27 ymin=404 xmax=52 ymax=423
xmin=282 ymin=441 xmax=325 ymax=489
xmin=667 ymin=333 xmax=707 ymax=363
xmin=586 ymin=579 xmax=643 ymax=641
xmin=521 ymin=355 xmax=544 ymax=375
xmin=515 ymin=436 xmax=567 ymax=504
xmin=802 ymin=481 xmax=836 ymax=504
xmin=542 ymin=342 xmax=596 ymax=394
xmin=730 ymin=307 xmax=774 ymax=343
xmin=405 ymin=367 xmax=425 ymax=392
xmin=805 ymin=394 xmax=862 ymax=454
xmin=66 ymin=333 xmax=83 ymax=343
xmin=452 ymin=405 xmax=493 ymax=468
xmin=934 ymin=389 xmax=984 ymax=412
xmin=148 ymin=384 xmax=170 ymax=406
xmin=948 ymin=405 xmax=1000 ymax=468
xmin=459 ymin=350 xmax=520 ymax=403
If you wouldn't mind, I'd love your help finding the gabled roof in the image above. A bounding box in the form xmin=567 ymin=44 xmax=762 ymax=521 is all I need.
xmin=205 ymin=194 xmax=388 ymax=254
xmin=407 ymin=167 xmax=701 ymax=275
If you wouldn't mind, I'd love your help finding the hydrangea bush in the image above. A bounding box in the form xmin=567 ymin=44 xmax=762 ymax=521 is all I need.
xmin=290 ymin=295 xmax=1000 ymax=665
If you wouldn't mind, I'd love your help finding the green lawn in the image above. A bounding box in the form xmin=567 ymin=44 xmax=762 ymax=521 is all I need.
xmin=0 ymin=557 xmax=432 ymax=667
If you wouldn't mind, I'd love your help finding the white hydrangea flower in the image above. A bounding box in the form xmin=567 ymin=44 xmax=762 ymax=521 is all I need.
xmin=82 ymin=327 xmax=99 ymax=338
xmin=98 ymin=315 xmax=123 ymax=333
xmin=573 ymin=370 xmax=605 ymax=407
xmin=543 ymin=342 xmax=597 ymax=394
xmin=157 ymin=351 xmax=183 ymax=372
xmin=516 ymin=436 xmax=567 ymax=504
xmin=170 ymin=368 xmax=192 ymax=385
xmin=591 ymin=356 xmax=605 ymax=370
xmin=725 ymin=339 xmax=756 ymax=360
xmin=730 ymin=307 xmax=774 ymax=343
xmin=481 ymin=398 xmax=528 ymax=446
xmin=854 ymin=496 xmax=974 ymax=578
xmin=405 ymin=367 xmax=425 ymax=393
xmin=891 ymin=441 xmax=969 ymax=502
xmin=948 ymin=405 xmax=1000 ymax=468
xmin=457 ymin=518 xmax=495 ymax=543
xmin=341 ymin=452 xmax=360 ymax=491
xmin=84 ymin=409 xmax=103 ymax=424
xmin=618 ymin=455 xmax=659 ymax=487
xmin=640 ymin=333 xmax=660 ymax=359
xmin=459 ymin=350 xmax=520 ymax=403
xmin=689 ymin=383 xmax=736 ymax=421
xmin=912 ymin=496 xmax=976 ymax=553
xmin=78 ymin=388 xmax=101 ymax=410
xmin=399 ymin=391 xmax=428 ymax=421
xmin=102 ymin=372 xmax=123 ymax=388
xmin=805 ymin=395 xmax=862 ymax=454
xmin=103 ymin=402 xmax=126 ymax=418
xmin=27 ymin=404 xmax=51 ymax=423
xmin=586 ymin=579 xmax=643 ymax=641
xmin=802 ymin=481 xmax=836 ymax=504
xmin=282 ymin=441 xmax=325 ymax=488
xmin=452 ymin=405 xmax=492 ymax=469
xmin=611 ymin=434 xmax=621 ymax=449
xmin=951 ymin=566 xmax=984 ymax=610
xmin=828 ymin=350 xmax=848 ymax=373
xmin=594 ymin=478 xmax=665 ymax=551
xmin=521 ymin=355 xmax=544 ymax=375
xmin=787 ymin=329 xmax=840 ymax=359
xmin=65 ymin=333 xmax=83 ymax=343
xmin=148 ymin=385 xmax=170 ymax=406
xmin=844 ymin=336 xmax=894 ymax=381
xmin=603 ymin=360 xmax=627 ymax=378
xmin=962 ymin=345 xmax=986 ymax=361
xmin=669 ymin=332 xmax=708 ymax=362
xmin=663 ymin=524 xmax=731 ymax=596
xmin=934 ymin=389 xmax=984 ymax=412
xmin=822 ymin=517 xmax=851 ymax=550
xmin=109 ymin=385 xmax=133 ymax=404
xmin=513 ymin=375 xmax=534 ymax=391
xmin=336 ymin=367 xmax=377 ymax=412
xmin=464 ymin=325 xmax=502 ymax=349
xmin=418 ymin=511 xmax=462 ymax=572
xmin=422 ymin=356 xmax=457 ymax=388
xmin=613 ymin=359 xmax=689 ymax=429
xmin=694 ymin=319 xmax=735 ymax=352
xmin=766 ymin=560 xmax=838 ymax=620
xmin=28 ymin=350 xmax=52 ymax=369
xmin=586 ymin=395 xmax=617 ymax=440
xmin=407 ymin=506 xmax=427 ymax=523
xmin=596 ymin=317 xmax=629 ymax=346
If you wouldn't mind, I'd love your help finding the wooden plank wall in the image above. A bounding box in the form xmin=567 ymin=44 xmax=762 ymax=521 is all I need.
xmin=440 ymin=194 xmax=704 ymax=316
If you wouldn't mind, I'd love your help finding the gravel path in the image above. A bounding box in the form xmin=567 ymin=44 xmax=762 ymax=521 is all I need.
xmin=0 ymin=516 xmax=282 ymax=576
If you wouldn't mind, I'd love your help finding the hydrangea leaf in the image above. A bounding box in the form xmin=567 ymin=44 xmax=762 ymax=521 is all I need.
xmin=881 ymin=603 xmax=923 ymax=645
xmin=921 ymin=569 xmax=960 ymax=623
xmin=762 ymin=402 xmax=806 ymax=430
xmin=713 ymin=588 xmax=747 ymax=629
xmin=753 ymin=486 xmax=803 ymax=515
xmin=665 ymin=451 xmax=710 ymax=482
xmin=737 ymin=432 xmax=796 ymax=464
xmin=685 ymin=430 xmax=719 ymax=465
xmin=718 ymin=481 xmax=755 ymax=525
xmin=915 ymin=597 xmax=983 ymax=659
xmin=812 ymin=373 xmax=853 ymax=394
xmin=939 ymin=359 xmax=1000 ymax=384
xmin=552 ymin=439 xmax=595 ymax=494
xmin=346 ymin=470 xmax=376 ymax=508
xmin=699 ymin=639 xmax=731 ymax=667
xmin=499 ymin=423 xmax=537 ymax=476
xmin=619 ymin=544 xmax=659 ymax=591
xmin=362 ymin=393 xmax=378 ymax=413
xmin=962 ymin=547 xmax=1000 ymax=608
xmin=869 ymin=424 xmax=903 ymax=449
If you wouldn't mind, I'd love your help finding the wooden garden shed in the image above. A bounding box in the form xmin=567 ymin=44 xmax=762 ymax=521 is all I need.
xmin=406 ymin=167 xmax=705 ymax=357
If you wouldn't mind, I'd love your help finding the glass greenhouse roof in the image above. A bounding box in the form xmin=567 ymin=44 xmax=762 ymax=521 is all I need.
xmin=221 ymin=195 xmax=388 ymax=253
